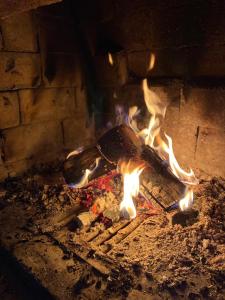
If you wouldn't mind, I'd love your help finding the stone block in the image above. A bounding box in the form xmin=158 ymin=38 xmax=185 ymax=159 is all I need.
xmin=0 ymin=52 xmax=41 ymax=90
xmin=186 ymin=45 xmax=225 ymax=77
xmin=3 ymin=121 xmax=63 ymax=162
xmin=0 ymin=164 xmax=7 ymax=181
xmin=42 ymin=53 xmax=81 ymax=87
xmin=75 ymin=87 xmax=89 ymax=116
xmin=127 ymin=49 xmax=188 ymax=78
xmin=62 ymin=117 xmax=93 ymax=149
xmin=94 ymin=52 xmax=128 ymax=86
xmin=196 ymin=127 xmax=225 ymax=177
xmin=38 ymin=15 xmax=78 ymax=53
xmin=0 ymin=91 xmax=20 ymax=129
xmin=180 ymin=87 xmax=225 ymax=130
xmin=0 ymin=28 xmax=3 ymax=49
xmin=151 ymin=2 xmax=225 ymax=48
xmin=6 ymin=159 xmax=31 ymax=178
xmin=19 ymin=88 xmax=76 ymax=124
xmin=163 ymin=106 xmax=197 ymax=168
xmin=111 ymin=0 xmax=153 ymax=49
xmin=0 ymin=12 xmax=38 ymax=51
xmin=0 ymin=0 xmax=62 ymax=18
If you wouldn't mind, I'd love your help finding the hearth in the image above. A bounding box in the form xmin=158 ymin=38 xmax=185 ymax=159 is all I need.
xmin=0 ymin=0 xmax=224 ymax=299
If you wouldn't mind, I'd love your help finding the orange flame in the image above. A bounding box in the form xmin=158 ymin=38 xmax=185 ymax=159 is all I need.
xmin=148 ymin=53 xmax=156 ymax=71
xmin=128 ymin=78 xmax=198 ymax=210
xmin=119 ymin=160 xmax=145 ymax=219
xmin=71 ymin=157 xmax=101 ymax=189
xmin=108 ymin=52 xmax=114 ymax=66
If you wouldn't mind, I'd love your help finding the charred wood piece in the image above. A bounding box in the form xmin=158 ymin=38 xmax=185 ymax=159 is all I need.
xmin=63 ymin=124 xmax=186 ymax=210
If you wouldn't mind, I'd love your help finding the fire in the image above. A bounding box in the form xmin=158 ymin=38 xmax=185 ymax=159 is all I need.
xmin=119 ymin=160 xmax=145 ymax=219
xmin=66 ymin=146 xmax=83 ymax=159
xmin=108 ymin=52 xmax=114 ymax=66
xmin=148 ymin=53 xmax=156 ymax=71
xmin=70 ymin=157 xmax=101 ymax=189
xmin=128 ymin=78 xmax=198 ymax=210
xmin=179 ymin=188 xmax=194 ymax=211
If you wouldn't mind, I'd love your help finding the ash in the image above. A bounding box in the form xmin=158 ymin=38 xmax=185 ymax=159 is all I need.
xmin=0 ymin=169 xmax=224 ymax=300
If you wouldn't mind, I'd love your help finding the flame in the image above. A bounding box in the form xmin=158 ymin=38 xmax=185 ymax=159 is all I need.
xmin=179 ymin=188 xmax=193 ymax=211
xmin=66 ymin=146 xmax=84 ymax=159
xmin=119 ymin=160 xmax=145 ymax=219
xmin=70 ymin=157 xmax=101 ymax=188
xmin=108 ymin=52 xmax=114 ymax=66
xmin=128 ymin=78 xmax=198 ymax=210
xmin=148 ymin=53 xmax=156 ymax=71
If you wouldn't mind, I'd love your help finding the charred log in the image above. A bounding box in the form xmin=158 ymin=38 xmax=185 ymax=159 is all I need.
xmin=97 ymin=124 xmax=142 ymax=164
xmin=141 ymin=146 xmax=186 ymax=210
xmin=63 ymin=146 xmax=114 ymax=186
xmin=63 ymin=124 xmax=186 ymax=210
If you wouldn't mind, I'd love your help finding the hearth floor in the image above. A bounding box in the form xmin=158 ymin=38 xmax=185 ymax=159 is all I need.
xmin=0 ymin=172 xmax=224 ymax=300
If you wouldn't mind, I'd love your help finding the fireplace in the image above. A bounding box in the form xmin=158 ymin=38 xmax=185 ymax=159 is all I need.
xmin=0 ymin=1 xmax=224 ymax=299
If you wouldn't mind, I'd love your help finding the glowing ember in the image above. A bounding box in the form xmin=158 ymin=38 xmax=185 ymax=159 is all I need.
xmin=119 ymin=160 xmax=145 ymax=219
xmin=108 ymin=52 xmax=114 ymax=65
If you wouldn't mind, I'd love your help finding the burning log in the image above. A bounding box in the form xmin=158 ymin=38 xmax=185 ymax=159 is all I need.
xmin=63 ymin=125 xmax=142 ymax=186
xmin=140 ymin=146 xmax=186 ymax=210
xmin=63 ymin=146 xmax=114 ymax=187
xmin=63 ymin=124 xmax=186 ymax=210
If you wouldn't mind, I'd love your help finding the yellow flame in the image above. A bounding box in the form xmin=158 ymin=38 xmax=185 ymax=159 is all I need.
xmin=72 ymin=157 xmax=101 ymax=188
xmin=148 ymin=53 xmax=156 ymax=71
xmin=119 ymin=160 xmax=145 ymax=219
xmin=108 ymin=52 xmax=114 ymax=66
xmin=157 ymin=134 xmax=198 ymax=185
xmin=128 ymin=78 xmax=198 ymax=210
xmin=66 ymin=146 xmax=83 ymax=159
xmin=179 ymin=188 xmax=193 ymax=211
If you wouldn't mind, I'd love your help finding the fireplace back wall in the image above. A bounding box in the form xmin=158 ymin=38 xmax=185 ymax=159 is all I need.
xmin=0 ymin=0 xmax=225 ymax=181
xmin=82 ymin=0 xmax=225 ymax=177
xmin=0 ymin=3 xmax=93 ymax=181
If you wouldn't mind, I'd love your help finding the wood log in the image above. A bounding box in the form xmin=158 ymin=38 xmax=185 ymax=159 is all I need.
xmin=140 ymin=145 xmax=186 ymax=210
xmin=63 ymin=124 xmax=186 ymax=210
xmin=63 ymin=146 xmax=114 ymax=185
xmin=97 ymin=124 xmax=142 ymax=164
xmin=63 ymin=124 xmax=141 ymax=185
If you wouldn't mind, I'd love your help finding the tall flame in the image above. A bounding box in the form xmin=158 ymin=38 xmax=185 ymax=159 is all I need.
xmin=119 ymin=160 xmax=145 ymax=219
xmin=128 ymin=78 xmax=198 ymax=210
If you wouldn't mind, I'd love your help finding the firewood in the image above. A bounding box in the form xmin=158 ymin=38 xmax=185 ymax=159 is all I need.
xmin=63 ymin=146 xmax=114 ymax=185
xmin=63 ymin=124 xmax=141 ymax=185
xmin=97 ymin=124 xmax=142 ymax=164
xmin=63 ymin=124 xmax=186 ymax=210
xmin=140 ymin=145 xmax=186 ymax=210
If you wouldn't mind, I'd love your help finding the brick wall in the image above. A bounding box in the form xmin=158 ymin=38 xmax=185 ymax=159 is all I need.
xmin=81 ymin=0 xmax=225 ymax=177
xmin=0 ymin=5 xmax=92 ymax=181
